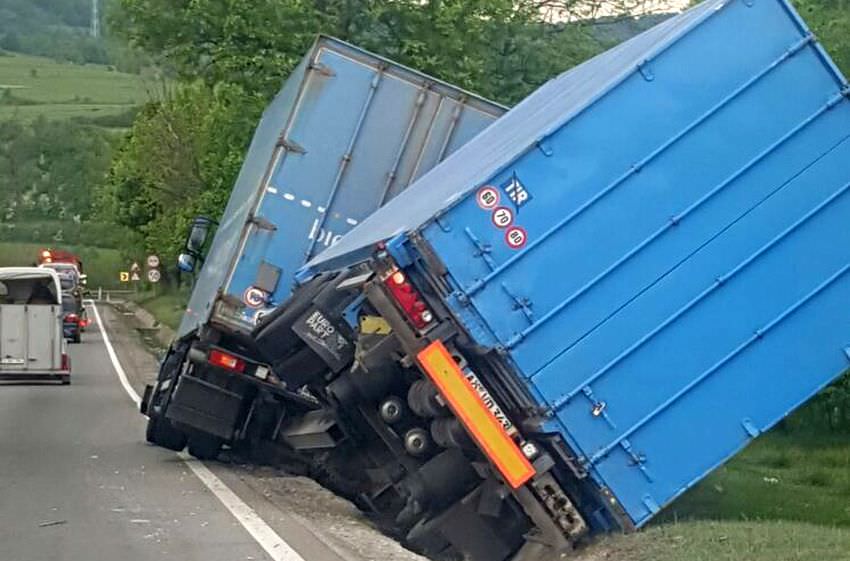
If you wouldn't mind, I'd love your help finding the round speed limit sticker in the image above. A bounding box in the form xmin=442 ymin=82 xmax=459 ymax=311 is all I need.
xmin=476 ymin=186 xmax=500 ymax=210
xmin=505 ymin=226 xmax=528 ymax=250
xmin=491 ymin=206 xmax=514 ymax=229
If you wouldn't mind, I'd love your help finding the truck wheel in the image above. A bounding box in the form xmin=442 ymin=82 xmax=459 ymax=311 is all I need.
xmin=146 ymin=415 xmax=188 ymax=451
xmin=187 ymin=434 xmax=223 ymax=460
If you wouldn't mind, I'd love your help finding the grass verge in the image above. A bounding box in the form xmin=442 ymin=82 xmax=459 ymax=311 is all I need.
xmin=128 ymin=288 xmax=190 ymax=331
xmin=576 ymin=520 xmax=850 ymax=561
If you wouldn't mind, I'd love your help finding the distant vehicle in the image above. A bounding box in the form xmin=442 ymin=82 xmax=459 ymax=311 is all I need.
xmin=61 ymin=293 xmax=83 ymax=344
xmin=0 ymin=268 xmax=71 ymax=384
xmin=37 ymin=248 xmax=84 ymax=276
xmin=39 ymin=261 xmax=89 ymax=331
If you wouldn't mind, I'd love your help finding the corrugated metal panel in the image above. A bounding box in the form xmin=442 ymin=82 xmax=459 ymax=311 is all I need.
xmin=307 ymin=0 xmax=850 ymax=527
xmin=303 ymin=0 xmax=728 ymax=272
xmin=178 ymin=36 xmax=505 ymax=337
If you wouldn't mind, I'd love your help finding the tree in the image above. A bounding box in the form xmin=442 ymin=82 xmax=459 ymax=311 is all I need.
xmin=97 ymin=82 xmax=264 ymax=256
xmin=110 ymin=0 xmax=609 ymax=105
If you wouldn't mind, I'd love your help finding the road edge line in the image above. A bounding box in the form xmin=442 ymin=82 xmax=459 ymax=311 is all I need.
xmin=87 ymin=300 xmax=141 ymax=407
xmin=87 ymin=300 xmax=307 ymax=561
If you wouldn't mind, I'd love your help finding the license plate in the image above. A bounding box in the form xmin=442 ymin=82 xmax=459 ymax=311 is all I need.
xmin=0 ymin=358 xmax=25 ymax=365
xmin=255 ymin=366 xmax=270 ymax=380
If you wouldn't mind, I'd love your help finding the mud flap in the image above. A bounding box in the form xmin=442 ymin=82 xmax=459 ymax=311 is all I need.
xmin=166 ymin=374 xmax=245 ymax=440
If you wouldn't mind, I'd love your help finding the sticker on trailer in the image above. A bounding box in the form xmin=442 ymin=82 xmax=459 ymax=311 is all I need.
xmin=505 ymin=226 xmax=528 ymax=250
xmin=243 ymin=286 xmax=268 ymax=309
xmin=501 ymin=174 xmax=532 ymax=209
xmin=491 ymin=206 xmax=514 ymax=229
xmin=476 ymin=186 xmax=500 ymax=210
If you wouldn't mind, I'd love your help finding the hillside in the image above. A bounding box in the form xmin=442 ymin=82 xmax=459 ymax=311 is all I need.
xmin=0 ymin=51 xmax=149 ymax=123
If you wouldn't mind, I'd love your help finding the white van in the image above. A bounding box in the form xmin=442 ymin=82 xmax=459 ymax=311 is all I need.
xmin=0 ymin=267 xmax=71 ymax=384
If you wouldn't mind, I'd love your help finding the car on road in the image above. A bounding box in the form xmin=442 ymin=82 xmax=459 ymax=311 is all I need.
xmin=40 ymin=262 xmax=88 ymax=332
xmin=62 ymin=293 xmax=83 ymax=344
xmin=0 ymin=267 xmax=71 ymax=384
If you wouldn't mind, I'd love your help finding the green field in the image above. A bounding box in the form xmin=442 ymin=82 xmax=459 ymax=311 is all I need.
xmin=0 ymin=52 xmax=152 ymax=122
xmin=0 ymin=241 xmax=126 ymax=289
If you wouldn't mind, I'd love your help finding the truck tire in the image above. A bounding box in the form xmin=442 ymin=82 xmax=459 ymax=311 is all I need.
xmin=187 ymin=434 xmax=223 ymax=460
xmin=146 ymin=415 xmax=188 ymax=451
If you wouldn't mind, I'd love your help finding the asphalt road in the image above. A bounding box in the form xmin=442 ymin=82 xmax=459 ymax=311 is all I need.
xmin=0 ymin=323 xmax=275 ymax=561
xmin=0 ymin=304 xmax=426 ymax=561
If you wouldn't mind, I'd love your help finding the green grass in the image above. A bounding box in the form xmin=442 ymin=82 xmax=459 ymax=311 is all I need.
xmin=129 ymin=288 xmax=190 ymax=331
xmin=661 ymin=430 xmax=850 ymax=528
xmin=0 ymin=241 xmax=126 ymax=289
xmin=0 ymin=52 xmax=152 ymax=123
xmin=576 ymin=520 xmax=850 ymax=561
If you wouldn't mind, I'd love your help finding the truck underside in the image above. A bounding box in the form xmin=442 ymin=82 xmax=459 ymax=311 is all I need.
xmin=242 ymin=253 xmax=627 ymax=561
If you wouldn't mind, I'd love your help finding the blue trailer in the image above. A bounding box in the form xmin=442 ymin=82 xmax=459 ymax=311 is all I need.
xmin=252 ymin=1 xmax=850 ymax=559
xmin=140 ymin=36 xmax=505 ymax=459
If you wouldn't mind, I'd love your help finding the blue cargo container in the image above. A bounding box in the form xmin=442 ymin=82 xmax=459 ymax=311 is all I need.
xmin=178 ymin=36 xmax=505 ymax=339
xmin=301 ymin=0 xmax=850 ymax=540
xmin=142 ymin=36 xmax=504 ymax=459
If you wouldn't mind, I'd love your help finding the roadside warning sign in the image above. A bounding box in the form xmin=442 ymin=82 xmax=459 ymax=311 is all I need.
xmin=505 ymin=226 xmax=528 ymax=250
xmin=147 ymin=269 xmax=162 ymax=283
xmin=243 ymin=286 xmax=267 ymax=309
xmin=147 ymin=255 xmax=160 ymax=269
xmin=491 ymin=207 xmax=514 ymax=229
xmin=119 ymin=272 xmax=130 ymax=283
xmin=130 ymin=271 xmax=141 ymax=282
xmin=476 ymin=186 xmax=500 ymax=210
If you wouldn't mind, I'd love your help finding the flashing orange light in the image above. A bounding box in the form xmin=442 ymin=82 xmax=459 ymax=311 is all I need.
xmin=416 ymin=340 xmax=535 ymax=489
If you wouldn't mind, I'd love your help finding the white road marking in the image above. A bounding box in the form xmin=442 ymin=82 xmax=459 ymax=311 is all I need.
xmin=345 ymin=218 xmax=358 ymax=226
xmin=267 ymin=187 xmax=279 ymax=195
xmin=86 ymin=300 xmax=307 ymax=561
xmin=88 ymin=301 xmax=141 ymax=407
xmin=300 ymin=200 xmax=312 ymax=208
xmin=283 ymin=193 xmax=296 ymax=201
xmin=180 ymin=453 xmax=307 ymax=561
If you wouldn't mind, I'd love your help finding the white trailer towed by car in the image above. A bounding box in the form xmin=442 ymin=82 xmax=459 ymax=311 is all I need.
xmin=0 ymin=268 xmax=70 ymax=384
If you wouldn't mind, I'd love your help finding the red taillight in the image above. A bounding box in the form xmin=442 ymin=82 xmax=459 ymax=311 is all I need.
xmin=209 ymin=349 xmax=246 ymax=373
xmin=383 ymin=269 xmax=434 ymax=330
xmin=66 ymin=314 xmax=79 ymax=323
xmin=61 ymin=353 xmax=70 ymax=371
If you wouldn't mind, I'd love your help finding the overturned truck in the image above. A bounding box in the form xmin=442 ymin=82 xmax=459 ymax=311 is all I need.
xmin=146 ymin=1 xmax=850 ymax=560
xmin=140 ymin=36 xmax=505 ymax=459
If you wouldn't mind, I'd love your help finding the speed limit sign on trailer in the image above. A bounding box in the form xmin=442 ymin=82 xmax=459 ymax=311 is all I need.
xmin=476 ymin=186 xmax=500 ymax=210
xmin=505 ymin=226 xmax=528 ymax=250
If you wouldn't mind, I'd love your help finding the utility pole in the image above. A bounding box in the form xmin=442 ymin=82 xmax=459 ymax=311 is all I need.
xmin=90 ymin=0 xmax=100 ymax=39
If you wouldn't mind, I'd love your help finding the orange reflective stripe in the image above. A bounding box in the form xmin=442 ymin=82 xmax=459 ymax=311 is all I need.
xmin=416 ymin=340 xmax=535 ymax=489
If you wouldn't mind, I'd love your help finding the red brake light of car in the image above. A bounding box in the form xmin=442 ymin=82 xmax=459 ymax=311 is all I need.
xmin=61 ymin=353 xmax=70 ymax=371
xmin=383 ymin=269 xmax=435 ymax=330
xmin=209 ymin=349 xmax=246 ymax=373
xmin=66 ymin=314 xmax=79 ymax=323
